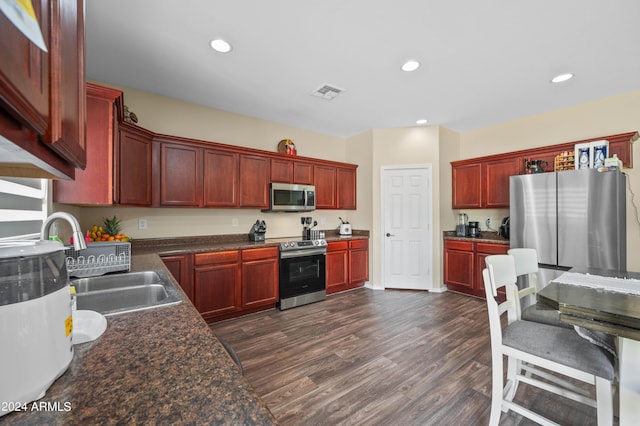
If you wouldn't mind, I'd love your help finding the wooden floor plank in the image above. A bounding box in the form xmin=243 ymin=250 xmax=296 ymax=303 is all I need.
xmin=211 ymin=288 xmax=605 ymax=425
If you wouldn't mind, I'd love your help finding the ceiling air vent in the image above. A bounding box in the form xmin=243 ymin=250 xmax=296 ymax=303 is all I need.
xmin=311 ymin=84 xmax=345 ymax=100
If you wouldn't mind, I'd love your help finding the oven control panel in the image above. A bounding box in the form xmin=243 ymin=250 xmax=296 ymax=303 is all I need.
xmin=279 ymin=239 xmax=327 ymax=251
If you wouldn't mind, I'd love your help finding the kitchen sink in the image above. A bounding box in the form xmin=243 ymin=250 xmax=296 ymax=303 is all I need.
xmin=72 ymin=270 xmax=182 ymax=316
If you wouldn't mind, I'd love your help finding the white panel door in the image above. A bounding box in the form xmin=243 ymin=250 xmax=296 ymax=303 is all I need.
xmin=382 ymin=166 xmax=432 ymax=290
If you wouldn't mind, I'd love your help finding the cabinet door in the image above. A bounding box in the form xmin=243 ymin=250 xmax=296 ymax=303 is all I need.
xmin=161 ymin=254 xmax=194 ymax=303
xmin=194 ymin=264 xmax=241 ymax=318
xmin=483 ymin=157 xmax=522 ymax=208
xmin=241 ymin=257 xmax=278 ymax=308
xmin=239 ymin=154 xmax=270 ymax=208
xmin=158 ymin=141 xmax=202 ymax=207
xmin=53 ymin=84 xmax=122 ymax=204
xmin=118 ymin=124 xmax=153 ymax=205
xmin=348 ymin=240 xmax=369 ymax=285
xmin=326 ymin=242 xmax=348 ymax=294
xmin=203 ymin=149 xmax=238 ymax=207
xmin=0 ymin=0 xmax=49 ymax=134
xmin=443 ymin=241 xmax=474 ymax=290
xmin=293 ymin=162 xmax=314 ymax=185
xmin=44 ymin=0 xmax=86 ymax=169
xmin=452 ymin=163 xmax=482 ymax=208
xmin=337 ymin=167 xmax=357 ymax=210
xmin=475 ymin=243 xmax=509 ymax=301
xmin=314 ymin=165 xmax=337 ymax=209
xmin=271 ymin=158 xmax=293 ymax=183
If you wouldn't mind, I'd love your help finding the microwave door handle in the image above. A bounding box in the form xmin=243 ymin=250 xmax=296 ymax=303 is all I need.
xmin=303 ymin=190 xmax=308 ymax=207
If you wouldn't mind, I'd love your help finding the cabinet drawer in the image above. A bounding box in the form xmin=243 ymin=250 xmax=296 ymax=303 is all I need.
xmin=349 ymin=239 xmax=368 ymax=250
xmin=194 ymin=250 xmax=239 ymax=266
xmin=444 ymin=240 xmax=473 ymax=251
xmin=242 ymin=246 xmax=278 ymax=261
xmin=476 ymin=243 xmax=509 ymax=255
xmin=327 ymin=241 xmax=348 ymax=251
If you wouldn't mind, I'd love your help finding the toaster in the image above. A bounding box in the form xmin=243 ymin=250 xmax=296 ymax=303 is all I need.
xmin=339 ymin=223 xmax=352 ymax=235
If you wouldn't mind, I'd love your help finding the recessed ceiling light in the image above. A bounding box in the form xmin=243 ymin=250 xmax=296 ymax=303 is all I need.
xmin=401 ymin=60 xmax=421 ymax=72
xmin=210 ymin=39 xmax=232 ymax=53
xmin=551 ymin=73 xmax=574 ymax=83
xmin=416 ymin=119 xmax=428 ymax=125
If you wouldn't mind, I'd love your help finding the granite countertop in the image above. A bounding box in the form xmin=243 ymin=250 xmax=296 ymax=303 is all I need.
xmin=443 ymin=230 xmax=509 ymax=245
xmin=3 ymin=254 xmax=277 ymax=425
xmin=132 ymin=230 xmax=370 ymax=257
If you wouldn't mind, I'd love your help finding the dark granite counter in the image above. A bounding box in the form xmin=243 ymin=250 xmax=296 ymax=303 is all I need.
xmin=2 ymin=254 xmax=277 ymax=425
xmin=443 ymin=230 xmax=509 ymax=245
xmin=132 ymin=230 xmax=370 ymax=257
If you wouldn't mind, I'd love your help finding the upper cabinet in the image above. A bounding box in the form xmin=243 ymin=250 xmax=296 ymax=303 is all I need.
xmin=54 ymin=83 xmax=153 ymax=206
xmin=452 ymin=132 xmax=637 ymax=209
xmin=271 ymin=157 xmax=314 ymax=185
xmin=0 ymin=0 xmax=85 ymax=178
xmin=239 ymin=154 xmax=270 ymax=208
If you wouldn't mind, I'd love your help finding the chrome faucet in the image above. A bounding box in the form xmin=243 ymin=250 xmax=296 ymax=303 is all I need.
xmin=40 ymin=212 xmax=87 ymax=251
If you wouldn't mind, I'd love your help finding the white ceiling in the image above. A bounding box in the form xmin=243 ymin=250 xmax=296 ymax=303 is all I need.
xmin=85 ymin=1 xmax=640 ymax=138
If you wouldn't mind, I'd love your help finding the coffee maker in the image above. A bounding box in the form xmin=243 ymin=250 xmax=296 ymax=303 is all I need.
xmin=456 ymin=213 xmax=469 ymax=237
xmin=468 ymin=221 xmax=481 ymax=238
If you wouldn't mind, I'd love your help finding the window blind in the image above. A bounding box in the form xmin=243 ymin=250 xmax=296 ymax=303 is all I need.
xmin=0 ymin=177 xmax=48 ymax=241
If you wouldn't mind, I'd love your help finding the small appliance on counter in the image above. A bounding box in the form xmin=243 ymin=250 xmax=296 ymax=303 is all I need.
xmin=302 ymin=217 xmax=323 ymax=240
xmin=339 ymin=217 xmax=352 ymax=236
xmin=499 ymin=217 xmax=510 ymax=239
xmin=0 ymin=241 xmax=74 ymax=416
xmin=456 ymin=213 xmax=469 ymax=237
xmin=249 ymin=220 xmax=267 ymax=242
xmin=468 ymin=221 xmax=481 ymax=238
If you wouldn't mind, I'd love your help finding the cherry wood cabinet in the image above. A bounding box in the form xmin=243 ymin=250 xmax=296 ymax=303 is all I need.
xmin=314 ymin=165 xmax=337 ymax=208
xmin=161 ymin=253 xmax=194 ymax=303
xmin=0 ymin=0 xmax=85 ymax=178
xmin=337 ymin=167 xmax=357 ymax=209
xmin=193 ymin=250 xmax=241 ymax=322
xmin=452 ymin=132 xmax=637 ymax=209
xmin=54 ymin=83 xmax=121 ymax=204
xmin=118 ymin=123 xmax=153 ymax=205
xmin=271 ymin=157 xmax=315 ymax=185
xmin=241 ymin=247 xmax=279 ymax=309
xmin=204 ymin=149 xmax=238 ymax=207
xmin=444 ymin=239 xmax=508 ymax=300
xmin=294 ymin=162 xmax=314 ymax=185
xmin=44 ymin=0 xmax=86 ymax=169
xmin=239 ymin=154 xmax=270 ymax=208
xmin=483 ymin=157 xmax=522 ymax=208
xmin=156 ymin=140 xmax=202 ymax=207
xmin=326 ymin=241 xmax=349 ymax=294
xmin=326 ymin=239 xmax=369 ymax=295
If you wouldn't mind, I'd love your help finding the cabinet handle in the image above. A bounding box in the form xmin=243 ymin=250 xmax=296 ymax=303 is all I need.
xmin=386 ymin=233 xmax=395 ymax=237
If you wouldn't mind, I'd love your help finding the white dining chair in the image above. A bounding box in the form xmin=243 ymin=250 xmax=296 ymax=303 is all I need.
xmin=483 ymin=254 xmax=615 ymax=426
xmin=507 ymin=248 xmax=570 ymax=328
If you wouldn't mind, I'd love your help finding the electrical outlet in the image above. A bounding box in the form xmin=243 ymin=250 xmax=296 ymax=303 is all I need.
xmin=486 ymin=218 xmax=492 ymax=227
xmin=138 ymin=218 xmax=148 ymax=230
xmin=320 ymin=217 xmax=326 ymax=225
xmin=232 ymin=218 xmax=238 ymax=227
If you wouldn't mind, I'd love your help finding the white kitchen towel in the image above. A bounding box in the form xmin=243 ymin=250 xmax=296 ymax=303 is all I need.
xmin=554 ymin=272 xmax=640 ymax=295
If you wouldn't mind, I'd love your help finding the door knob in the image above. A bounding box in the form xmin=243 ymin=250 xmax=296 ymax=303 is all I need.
xmin=386 ymin=233 xmax=395 ymax=237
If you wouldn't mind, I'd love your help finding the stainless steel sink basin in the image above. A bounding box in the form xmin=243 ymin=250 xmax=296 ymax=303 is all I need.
xmin=72 ymin=270 xmax=182 ymax=316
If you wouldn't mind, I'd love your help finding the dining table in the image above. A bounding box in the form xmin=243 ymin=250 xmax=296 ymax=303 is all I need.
xmin=537 ymin=267 xmax=640 ymax=426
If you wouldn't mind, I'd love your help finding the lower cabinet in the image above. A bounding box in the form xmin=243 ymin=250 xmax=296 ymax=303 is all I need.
xmin=161 ymin=253 xmax=194 ymax=303
xmin=326 ymin=239 xmax=369 ymax=295
xmin=192 ymin=247 xmax=278 ymax=322
xmin=444 ymin=239 xmax=508 ymax=300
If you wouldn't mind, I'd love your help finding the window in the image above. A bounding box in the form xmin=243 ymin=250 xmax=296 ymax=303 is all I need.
xmin=0 ymin=177 xmax=49 ymax=241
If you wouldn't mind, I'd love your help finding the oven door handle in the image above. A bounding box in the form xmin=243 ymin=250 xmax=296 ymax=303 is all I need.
xmin=280 ymin=248 xmax=327 ymax=259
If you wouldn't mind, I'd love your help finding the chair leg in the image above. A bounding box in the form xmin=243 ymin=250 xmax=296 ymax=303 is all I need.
xmin=489 ymin=353 xmax=505 ymax=426
xmin=595 ymin=377 xmax=613 ymax=426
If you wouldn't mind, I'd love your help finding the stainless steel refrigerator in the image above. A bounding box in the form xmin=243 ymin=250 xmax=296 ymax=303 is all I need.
xmin=510 ymin=169 xmax=626 ymax=283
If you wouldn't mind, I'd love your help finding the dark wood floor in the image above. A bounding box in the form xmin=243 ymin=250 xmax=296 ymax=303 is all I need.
xmin=210 ymin=289 xmax=602 ymax=425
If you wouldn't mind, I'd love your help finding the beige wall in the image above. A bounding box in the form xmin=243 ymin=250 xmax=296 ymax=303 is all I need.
xmin=457 ymin=90 xmax=640 ymax=271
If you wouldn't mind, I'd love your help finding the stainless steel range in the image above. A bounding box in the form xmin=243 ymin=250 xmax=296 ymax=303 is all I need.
xmin=274 ymin=238 xmax=327 ymax=310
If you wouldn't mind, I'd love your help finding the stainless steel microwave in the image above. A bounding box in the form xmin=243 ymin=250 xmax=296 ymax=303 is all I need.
xmin=263 ymin=183 xmax=316 ymax=212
